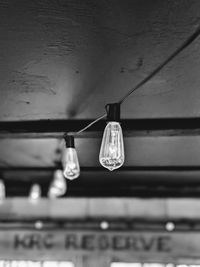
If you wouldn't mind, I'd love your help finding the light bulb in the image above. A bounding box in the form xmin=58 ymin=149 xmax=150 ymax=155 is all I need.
xmin=48 ymin=169 xmax=67 ymax=198
xmin=99 ymin=103 xmax=124 ymax=171
xmin=99 ymin=121 xmax=124 ymax=171
xmin=62 ymin=135 xmax=80 ymax=180
xmin=29 ymin=183 xmax=41 ymax=202
xmin=165 ymin=222 xmax=175 ymax=232
xmin=0 ymin=180 xmax=5 ymax=203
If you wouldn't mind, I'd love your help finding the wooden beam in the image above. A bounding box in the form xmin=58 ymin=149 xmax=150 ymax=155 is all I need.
xmin=1 ymin=118 xmax=200 ymax=138
xmin=2 ymin=167 xmax=200 ymax=197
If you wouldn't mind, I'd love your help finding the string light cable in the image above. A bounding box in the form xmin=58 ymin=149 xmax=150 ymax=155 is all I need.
xmin=76 ymin=113 xmax=107 ymax=135
xmin=71 ymin=24 xmax=200 ymax=135
xmin=62 ymin=24 xmax=200 ymax=178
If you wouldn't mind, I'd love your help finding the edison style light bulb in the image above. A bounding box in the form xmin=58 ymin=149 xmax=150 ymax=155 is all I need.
xmin=62 ymin=135 xmax=80 ymax=180
xmin=0 ymin=180 xmax=5 ymax=203
xmin=99 ymin=103 xmax=125 ymax=171
xmin=29 ymin=183 xmax=41 ymax=202
xmin=99 ymin=121 xmax=124 ymax=171
xmin=48 ymin=169 xmax=67 ymax=198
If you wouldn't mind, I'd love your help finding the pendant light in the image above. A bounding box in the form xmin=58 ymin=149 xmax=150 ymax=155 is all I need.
xmin=29 ymin=183 xmax=41 ymax=202
xmin=99 ymin=103 xmax=124 ymax=171
xmin=48 ymin=169 xmax=67 ymax=198
xmin=62 ymin=135 xmax=80 ymax=180
xmin=0 ymin=180 xmax=5 ymax=203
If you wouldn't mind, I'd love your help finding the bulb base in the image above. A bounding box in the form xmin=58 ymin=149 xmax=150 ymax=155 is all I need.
xmin=106 ymin=103 xmax=120 ymax=122
xmin=64 ymin=134 xmax=75 ymax=148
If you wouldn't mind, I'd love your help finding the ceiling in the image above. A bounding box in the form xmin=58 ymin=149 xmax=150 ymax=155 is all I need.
xmin=1 ymin=0 xmax=200 ymax=197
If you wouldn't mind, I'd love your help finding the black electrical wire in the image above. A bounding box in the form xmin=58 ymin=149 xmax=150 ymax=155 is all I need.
xmin=118 ymin=25 xmax=200 ymax=104
xmin=68 ymin=24 xmax=200 ymax=135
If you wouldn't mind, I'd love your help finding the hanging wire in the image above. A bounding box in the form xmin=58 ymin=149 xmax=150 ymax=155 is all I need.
xmin=118 ymin=24 xmax=200 ymax=104
xmin=66 ymin=24 xmax=200 ymax=136
xmin=76 ymin=113 xmax=107 ymax=135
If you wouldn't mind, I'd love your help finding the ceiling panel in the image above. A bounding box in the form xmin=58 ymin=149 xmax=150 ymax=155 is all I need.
xmin=0 ymin=0 xmax=200 ymax=120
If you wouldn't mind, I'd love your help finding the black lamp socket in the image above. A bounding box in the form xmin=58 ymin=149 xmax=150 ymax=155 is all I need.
xmin=106 ymin=103 xmax=121 ymax=122
xmin=64 ymin=135 xmax=75 ymax=148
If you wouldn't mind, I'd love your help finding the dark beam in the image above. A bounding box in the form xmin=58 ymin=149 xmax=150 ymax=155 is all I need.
xmin=1 ymin=118 xmax=200 ymax=138
xmin=66 ymin=186 xmax=200 ymax=198
xmin=5 ymin=183 xmax=200 ymax=198
xmin=0 ymin=219 xmax=199 ymax=232
xmin=2 ymin=166 xmax=200 ymax=171
xmin=0 ymin=219 xmax=198 ymax=231
xmin=3 ymin=167 xmax=200 ymax=197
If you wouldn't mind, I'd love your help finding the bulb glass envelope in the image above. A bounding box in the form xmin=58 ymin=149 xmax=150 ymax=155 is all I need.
xmin=62 ymin=147 xmax=80 ymax=180
xmin=99 ymin=121 xmax=124 ymax=171
xmin=48 ymin=170 xmax=67 ymax=198
xmin=0 ymin=180 xmax=5 ymax=202
xmin=29 ymin=183 xmax=41 ymax=201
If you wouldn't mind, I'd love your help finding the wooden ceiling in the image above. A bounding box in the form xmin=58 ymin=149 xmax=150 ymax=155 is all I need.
xmin=1 ymin=0 xmax=200 ymax=197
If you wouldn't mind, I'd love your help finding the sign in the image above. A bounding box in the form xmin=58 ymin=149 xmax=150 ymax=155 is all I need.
xmin=14 ymin=232 xmax=171 ymax=252
xmin=0 ymin=230 xmax=199 ymax=261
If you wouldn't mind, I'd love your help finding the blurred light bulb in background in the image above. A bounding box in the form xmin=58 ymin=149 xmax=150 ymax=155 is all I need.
xmin=29 ymin=183 xmax=41 ymax=202
xmin=0 ymin=180 xmax=5 ymax=203
xmin=165 ymin=221 xmax=175 ymax=232
xmin=62 ymin=135 xmax=80 ymax=180
xmin=35 ymin=220 xmax=43 ymax=230
xmin=99 ymin=103 xmax=124 ymax=171
xmin=100 ymin=221 xmax=109 ymax=230
xmin=48 ymin=169 xmax=67 ymax=199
